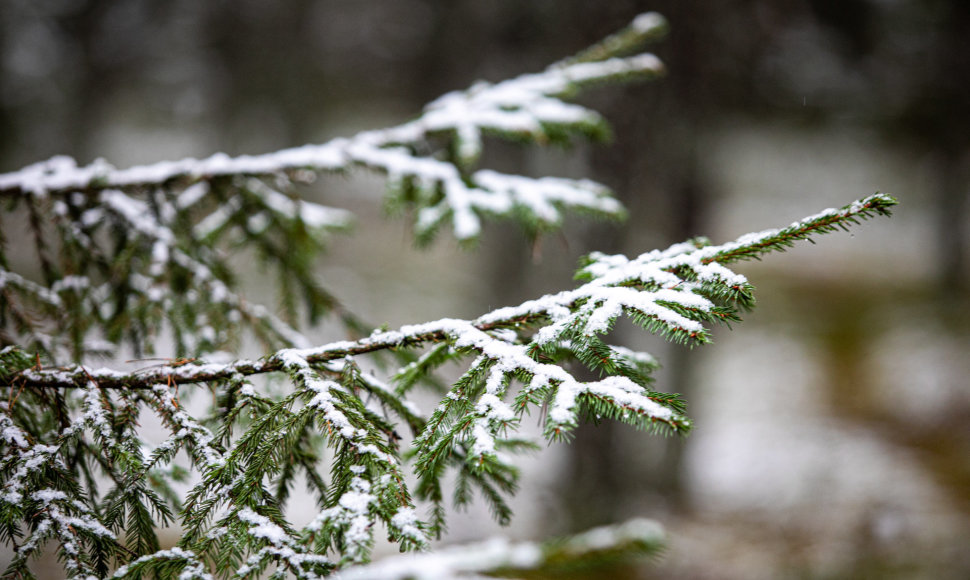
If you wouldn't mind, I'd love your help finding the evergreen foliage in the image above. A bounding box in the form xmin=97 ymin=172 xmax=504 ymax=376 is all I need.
xmin=0 ymin=13 xmax=895 ymax=579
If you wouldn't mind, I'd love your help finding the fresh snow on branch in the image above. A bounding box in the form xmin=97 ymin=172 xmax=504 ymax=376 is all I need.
xmin=0 ymin=191 xmax=896 ymax=579
xmin=0 ymin=12 xmax=669 ymax=365
xmin=0 ymin=7 xmax=900 ymax=578
xmin=16 ymin=192 xmax=895 ymax=386
xmin=0 ymin=16 xmax=666 ymax=241
xmin=334 ymin=518 xmax=665 ymax=580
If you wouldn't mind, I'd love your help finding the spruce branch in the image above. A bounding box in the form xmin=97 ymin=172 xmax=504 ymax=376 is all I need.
xmin=561 ymin=12 xmax=670 ymax=66
xmin=0 ymin=6 xmax=901 ymax=577
xmin=332 ymin=517 xmax=665 ymax=580
xmin=109 ymin=547 xmax=212 ymax=580
xmin=0 ymin=384 xmax=135 ymax=578
xmin=10 ymin=194 xmax=895 ymax=395
xmin=0 ymin=11 xmax=670 ymax=366
xmin=697 ymin=193 xmax=898 ymax=265
xmin=0 ymin=13 xmax=669 ymax=242
xmin=0 ymin=194 xmax=895 ymax=576
xmin=1 ymin=195 xmax=895 ymax=576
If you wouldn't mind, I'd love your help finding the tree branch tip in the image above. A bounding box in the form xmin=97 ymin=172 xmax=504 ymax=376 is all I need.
xmin=632 ymin=12 xmax=670 ymax=39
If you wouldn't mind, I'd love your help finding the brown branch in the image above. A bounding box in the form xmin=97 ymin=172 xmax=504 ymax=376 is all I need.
xmin=15 ymin=328 xmax=453 ymax=391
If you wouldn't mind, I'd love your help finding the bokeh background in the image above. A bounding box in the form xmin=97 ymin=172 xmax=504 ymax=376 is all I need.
xmin=2 ymin=1 xmax=969 ymax=578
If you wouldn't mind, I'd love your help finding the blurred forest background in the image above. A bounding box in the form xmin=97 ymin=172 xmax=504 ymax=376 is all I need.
xmin=2 ymin=1 xmax=969 ymax=578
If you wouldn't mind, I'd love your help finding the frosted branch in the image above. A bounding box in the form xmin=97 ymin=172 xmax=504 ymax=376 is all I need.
xmin=334 ymin=518 xmax=664 ymax=580
xmin=144 ymin=384 xmax=226 ymax=472
xmin=0 ymin=15 xmax=667 ymax=241
xmin=234 ymin=507 xmax=332 ymax=579
xmin=0 ymin=6 xmax=901 ymax=573
xmin=0 ymin=12 xmax=673 ymax=366
xmin=12 ymin=193 xmax=896 ymax=395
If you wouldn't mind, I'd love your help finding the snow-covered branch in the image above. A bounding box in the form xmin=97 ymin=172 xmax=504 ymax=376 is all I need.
xmin=0 ymin=194 xmax=895 ymax=577
xmin=0 ymin=14 xmax=667 ymax=243
xmin=0 ymin=12 xmax=670 ymax=365
xmin=0 ymin=6 xmax=900 ymax=576
xmin=334 ymin=518 xmax=665 ymax=580
xmin=11 ymin=193 xmax=896 ymax=394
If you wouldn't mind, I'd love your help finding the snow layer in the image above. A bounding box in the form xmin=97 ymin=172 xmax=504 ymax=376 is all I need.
xmin=0 ymin=46 xmax=660 ymax=241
